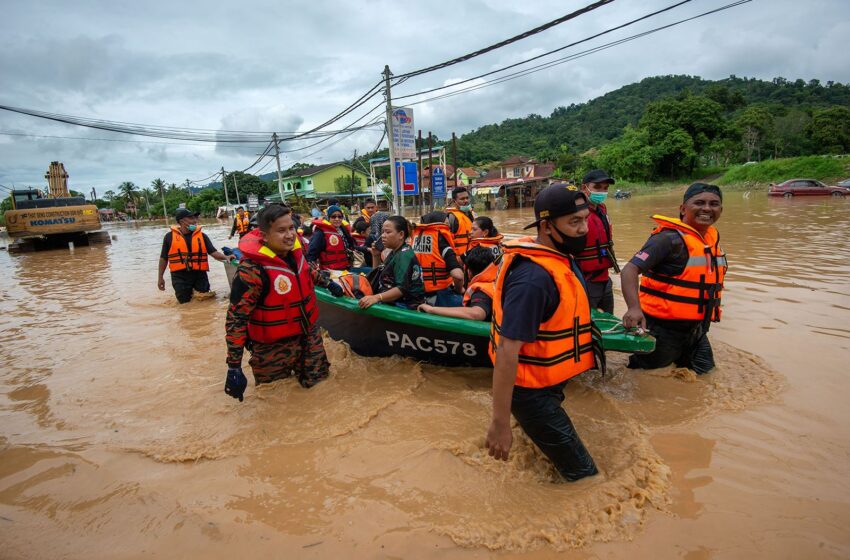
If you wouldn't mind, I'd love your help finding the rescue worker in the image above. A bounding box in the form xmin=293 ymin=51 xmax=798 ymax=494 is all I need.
xmin=229 ymin=206 xmax=252 ymax=239
xmin=412 ymin=211 xmax=465 ymax=307
xmin=358 ymin=216 xmax=425 ymax=310
xmin=486 ymin=185 xmax=601 ymax=482
xmin=306 ymin=205 xmax=356 ymax=271
xmin=417 ymin=246 xmax=496 ymax=321
xmin=446 ymin=186 xmax=475 ymax=257
xmin=352 ymin=198 xmax=377 ymax=232
xmin=574 ymin=170 xmax=619 ymax=313
xmin=224 ymin=205 xmax=331 ymax=402
xmin=620 ymin=183 xmax=727 ymax=375
xmin=157 ymin=208 xmax=229 ymax=303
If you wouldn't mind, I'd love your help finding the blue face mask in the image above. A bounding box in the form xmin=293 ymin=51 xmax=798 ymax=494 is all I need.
xmin=187 ymin=224 xmax=198 ymax=232
xmin=588 ymin=192 xmax=608 ymax=205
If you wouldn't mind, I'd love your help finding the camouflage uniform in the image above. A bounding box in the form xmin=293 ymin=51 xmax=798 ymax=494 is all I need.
xmin=226 ymin=259 xmax=330 ymax=388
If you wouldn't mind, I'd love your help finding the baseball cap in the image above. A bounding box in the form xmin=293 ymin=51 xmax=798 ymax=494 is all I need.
xmin=523 ymin=184 xmax=589 ymax=230
xmin=174 ymin=208 xmax=200 ymax=221
xmin=582 ymin=169 xmax=615 ymax=185
xmin=683 ymin=182 xmax=723 ymax=202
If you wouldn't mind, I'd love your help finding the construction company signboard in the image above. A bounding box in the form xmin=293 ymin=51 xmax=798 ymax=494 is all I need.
xmin=391 ymin=107 xmax=416 ymax=160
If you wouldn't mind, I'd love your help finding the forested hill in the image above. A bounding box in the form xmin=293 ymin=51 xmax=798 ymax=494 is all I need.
xmin=455 ymin=75 xmax=850 ymax=165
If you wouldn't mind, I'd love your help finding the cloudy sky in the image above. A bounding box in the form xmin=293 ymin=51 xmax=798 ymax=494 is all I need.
xmin=1 ymin=0 xmax=848 ymax=196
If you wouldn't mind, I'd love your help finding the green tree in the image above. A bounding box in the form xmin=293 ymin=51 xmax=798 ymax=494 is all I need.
xmin=151 ymin=178 xmax=168 ymax=216
xmin=736 ymin=105 xmax=774 ymax=161
xmin=103 ymin=190 xmax=116 ymax=202
xmin=809 ymin=106 xmax=850 ymax=154
xmin=597 ymin=126 xmax=654 ymax=182
xmin=334 ymin=174 xmax=363 ymax=196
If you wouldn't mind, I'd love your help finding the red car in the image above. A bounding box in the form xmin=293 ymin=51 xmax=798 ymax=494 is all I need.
xmin=768 ymin=178 xmax=850 ymax=197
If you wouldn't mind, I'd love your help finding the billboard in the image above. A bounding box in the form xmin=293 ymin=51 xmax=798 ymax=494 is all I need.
xmin=391 ymin=107 xmax=416 ymax=160
xmin=394 ymin=161 xmax=419 ymax=196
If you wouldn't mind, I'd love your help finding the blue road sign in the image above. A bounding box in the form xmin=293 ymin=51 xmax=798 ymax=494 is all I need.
xmin=394 ymin=161 xmax=419 ymax=196
xmin=431 ymin=166 xmax=446 ymax=198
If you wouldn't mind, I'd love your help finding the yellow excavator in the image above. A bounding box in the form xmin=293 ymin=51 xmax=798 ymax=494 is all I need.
xmin=4 ymin=161 xmax=110 ymax=253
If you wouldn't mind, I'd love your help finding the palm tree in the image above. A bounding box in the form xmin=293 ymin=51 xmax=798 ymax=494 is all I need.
xmin=139 ymin=187 xmax=155 ymax=216
xmin=151 ymin=178 xmax=168 ymax=220
xmin=118 ymin=181 xmax=138 ymax=204
xmin=104 ymin=190 xmax=116 ymax=202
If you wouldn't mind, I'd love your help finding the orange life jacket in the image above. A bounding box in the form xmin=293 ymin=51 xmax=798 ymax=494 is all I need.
xmin=412 ymin=223 xmax=455 ymax=292
xmin=446 ymin=208 xmax=473 ymax=256
xmin=359 ymin=209 xmax=371 ymax=225
xmin=462 ymin=262 xmax=497 ymax=306
xmin=167 ymin=226 xmax=209 ymax=272
xmin=639 ymin=215 xmax=727 ymax=323
xmin=575 ymin=204 xmax=618 ymax=282
xmin=338 ymin=272 xmax=374 ymax=299
xmin=489 ymin=240 xmax=597 ymax=388
xmin=312 ymin=219 xmax=350 ymax=270
xmin=235 ymin=213 xmax=250 ymax=234
xmin=238 ymin=230 xmax=318 ymax=342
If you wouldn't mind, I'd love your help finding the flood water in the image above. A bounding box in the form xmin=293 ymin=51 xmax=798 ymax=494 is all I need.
xmin=1 ymin=191 xmax=848 ymax=559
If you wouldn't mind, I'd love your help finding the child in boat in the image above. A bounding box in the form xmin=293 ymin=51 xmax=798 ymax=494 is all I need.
xmin=358 ymin=216 xmax=425 ymax=310
xmin=417 ymin=246 xmax=496 ymax=321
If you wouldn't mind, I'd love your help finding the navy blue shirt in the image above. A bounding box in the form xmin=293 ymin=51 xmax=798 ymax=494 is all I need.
xmin=498 ymin=259 xmax=560 ymax=343
xmin=628 ymin=230 xmax=688 ymax=276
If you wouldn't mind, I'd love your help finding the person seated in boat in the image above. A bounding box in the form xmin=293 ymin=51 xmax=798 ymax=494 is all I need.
xmin=486 ymin=185 xmax=600 ymax=482
xmin=352 ymin=198 xmax=377 ymax=232
xmin=306 ymin=205 xmax=357 ymax=271
xmin=620 ymin=183 xmax=727 ymax=375
xmin=224 ymin=205 xmax=331 ymax=403
xmin=358 ymin=216 xmax=425 ymax=310
xmin=351 ymin=218 xmax=373 ymax=268
xmin=412 ymin=211 xmax=465 ymax=307
xmin=468 ymin=216 xmax=504 ymax=255
xmin=417 ymin=246 xmax=496 ymax=321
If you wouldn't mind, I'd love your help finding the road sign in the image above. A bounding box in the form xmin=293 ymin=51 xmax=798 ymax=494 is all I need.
xmin=391 ymin=107 xmax=416 ymax=160
xmin=431 ymin=166 xmax=446 ymax=198
xmin=394 ymin=161 xmax=419 ymax=195
xmin=247 ymin=194 xmax=259 ymax=211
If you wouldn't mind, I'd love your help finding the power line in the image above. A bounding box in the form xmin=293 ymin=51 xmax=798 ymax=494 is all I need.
xmin=395 ymin=0 xmax=615 ymax=79
xmin=395 ymin=0 xmax=693 ymax=101
xmin=401 ymin=0 xmax=751 ymax=108
xmin=0 ymin=131 xmax=270 ymax=148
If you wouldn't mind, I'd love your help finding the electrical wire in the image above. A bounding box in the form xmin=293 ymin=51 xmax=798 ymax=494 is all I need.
xmin=394 ymin=0 xmax=694 ymax=101
xmin=0 ymin=131 xmax=273 ymax=148
xmin=395 ymin=0 xmax=615 ymax=79
xmin=401 ymin=0 xmax=751 ymax=108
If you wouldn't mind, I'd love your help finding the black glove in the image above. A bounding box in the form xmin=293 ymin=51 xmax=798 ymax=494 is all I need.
xmin=225 ymin=367 xmax=247 ymax=402
xmin=327 ymin=280 xmax=344 ymax=298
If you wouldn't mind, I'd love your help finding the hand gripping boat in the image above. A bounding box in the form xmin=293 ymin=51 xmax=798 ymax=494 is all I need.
xmin=314 ymin=287 xmax=655 ymax=368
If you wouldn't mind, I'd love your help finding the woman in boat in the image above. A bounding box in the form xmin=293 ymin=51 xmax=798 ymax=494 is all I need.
xmin=358 ymin=216 xmax=425 ymax=310
xmin=306 ymin=205 xmax=357 ymax=270
xmin=468 ymin=216 xmax=503 ymax=252
xmin=417 ymin=245 xmax=496 ymax=321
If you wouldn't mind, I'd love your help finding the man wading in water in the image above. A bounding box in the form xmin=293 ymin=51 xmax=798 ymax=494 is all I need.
xmin=486 ymin=185 xmax=602 ymax=482
xmin=620 ymin=183 xmax=727 ymax=374
xmin=224 ymin=205 xmax=331 ymax=401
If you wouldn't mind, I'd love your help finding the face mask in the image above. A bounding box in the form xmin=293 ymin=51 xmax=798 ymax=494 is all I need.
xmin=549 ymin=225 xmax=586 ymax=257
xmin=588 ymin=192 xmax=608 ymax=205
xmin=460 ymin=204 xmax=472 ymax=212
xmin=187 ymin=224 xmax=198 ymax=232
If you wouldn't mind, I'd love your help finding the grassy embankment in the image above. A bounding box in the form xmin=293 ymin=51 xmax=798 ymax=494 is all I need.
xmin=616 ymin=155 xmax=849 ymax=196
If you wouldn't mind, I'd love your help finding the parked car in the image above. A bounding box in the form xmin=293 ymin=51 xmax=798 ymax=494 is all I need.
xmin=836 ymin=178 xmax=850 ymax=189
xmin=768 ymin=179 xmax=850 ymax=198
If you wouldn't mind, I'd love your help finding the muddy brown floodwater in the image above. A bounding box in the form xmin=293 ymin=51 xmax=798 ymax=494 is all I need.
xmin=1 ymin=191 xmax=848 ymax=559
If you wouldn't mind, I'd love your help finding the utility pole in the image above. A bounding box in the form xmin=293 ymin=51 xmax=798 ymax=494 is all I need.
xmin=417 ymin=130 xmax=423 ymax=215
xmin=231 ymin=173 xmax=241 ymax=205
xmin=427 ymin=131 xmax=434 ymax=211
xmin=350 ymin=148 xmax=357 ymax=208
xmin=220 ymin=167 xmax=231 ymax=213
xmin=185 ymin=179 xmax=192 ymax=199
xmin=452 ymin=132 xmax=459 ymax=189
xmin=272 ymin=132 xmax=285 ymax=203
xmin=383 ymin=65 xmax=400 ymax=215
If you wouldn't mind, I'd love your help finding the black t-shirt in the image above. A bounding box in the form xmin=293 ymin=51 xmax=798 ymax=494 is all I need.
xmin=160 ymin=231 xmax=217 ymax=260
xmin=437 ymin=233 xmax=462 ymax=272
xmin=466 ymin=290 xmax=493 ymax=322
xmin=497 ymin=259 xmax=560 ymax=343
xmin=628 ymin=230 xmax=688 ymax=276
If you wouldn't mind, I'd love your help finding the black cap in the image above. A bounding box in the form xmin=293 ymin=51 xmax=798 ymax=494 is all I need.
xmin=174 ymin=208 xmax=200 ymax=221
xmin=582 ymin=169 xmax=615 ymax=185
xmin=683 ymin=182 xmax=723 ymax=202
xmin=523 ymin=184 xmax=589 ymax=230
